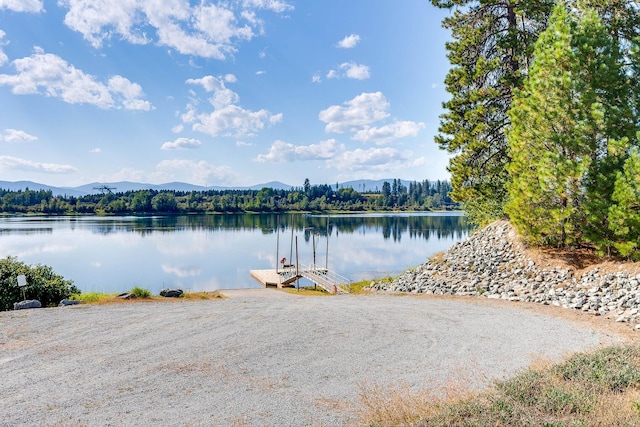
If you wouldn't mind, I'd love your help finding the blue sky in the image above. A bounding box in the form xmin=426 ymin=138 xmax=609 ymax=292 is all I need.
xmin=0 ymin=0 xmax=451 ymax=188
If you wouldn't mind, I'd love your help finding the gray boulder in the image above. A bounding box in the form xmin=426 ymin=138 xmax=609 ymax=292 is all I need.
xmin=59 ymin=299 xmax=82 ymax=306
xmin=117 ymin=292 xmax=136 ymax=300
xmin=160 ymin=288 xmax=183 ymax=298
xmin=14 ymin=300 xmax=42 ymax=310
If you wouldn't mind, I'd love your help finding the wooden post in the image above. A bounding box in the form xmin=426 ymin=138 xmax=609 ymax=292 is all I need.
xmin=276 ymin=214 xmax=280 ymax=273
xmin=295 ymin=236 xmax=299 ymax=290
xmin=325 ymin=216 xmax=329 ymax=270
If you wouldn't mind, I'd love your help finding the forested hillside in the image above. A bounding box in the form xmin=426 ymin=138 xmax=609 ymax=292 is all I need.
xmin=0 ymin=179 xmax=457 ymax=214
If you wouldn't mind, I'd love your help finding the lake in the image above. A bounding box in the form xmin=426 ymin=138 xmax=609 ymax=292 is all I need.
xmin=0 ymin=212 xmax=470 ymax=294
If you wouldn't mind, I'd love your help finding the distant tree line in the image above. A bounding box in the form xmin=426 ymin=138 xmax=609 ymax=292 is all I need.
xmin=0 ymin=179 xmax=458 ymax=214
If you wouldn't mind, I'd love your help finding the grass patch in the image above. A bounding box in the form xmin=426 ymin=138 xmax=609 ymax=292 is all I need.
xmin=130 ymin=286 xmax=151 ymax=298
xmin=180 ymin=291 xmax=226 ymax=300
xmin=350 ymin=276 xmax=397 ymax=294
xmin=70 ymin=292 xmax=118 ymax=304
xmin=358 ymin=344 xmax=640 ymax=426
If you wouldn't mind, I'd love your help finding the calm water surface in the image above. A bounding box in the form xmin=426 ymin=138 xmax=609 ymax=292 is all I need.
xmin=0 ymin=213 xmax=470 ymax=294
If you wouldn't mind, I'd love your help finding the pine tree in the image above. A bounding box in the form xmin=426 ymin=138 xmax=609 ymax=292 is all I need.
xmin=609 ymin=146 xmax=640 ymax=259
xmin=432 ymin=0 xmax=555 ymax=226
xmin=506 ymin=2 xmax=590 ymax=246
xmin=432 ymin=0 xmax=640 ymax=228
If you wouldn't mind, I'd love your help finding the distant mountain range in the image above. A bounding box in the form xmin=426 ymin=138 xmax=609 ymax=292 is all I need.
xmin=0 ymin=178 xmax=430 ymax=197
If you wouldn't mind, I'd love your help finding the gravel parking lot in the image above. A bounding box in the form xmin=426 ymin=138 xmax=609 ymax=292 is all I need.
xmin=0 ymin=290 xmax=623 ymax=426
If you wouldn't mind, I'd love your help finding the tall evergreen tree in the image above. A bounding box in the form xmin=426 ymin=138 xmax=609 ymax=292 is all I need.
xmin=609 ymin=146 xmax=640 ymax=259
xmin=432 ymin=0 xmax=640 ymax=227
xmin=506 ymin=2 xmax=638 ymax=248
xmin=506 ymin=2 xmax=590 ymax=246
xmin=432 ymin=0 xmax=554 ymax=226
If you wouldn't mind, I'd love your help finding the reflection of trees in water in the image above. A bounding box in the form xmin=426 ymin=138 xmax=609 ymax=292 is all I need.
xmin=75 ymin=213 xmax=470 ymax=242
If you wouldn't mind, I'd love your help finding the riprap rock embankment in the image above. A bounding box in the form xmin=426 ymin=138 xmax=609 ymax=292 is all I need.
xmin=369 ymin=221 xmax=640 ymax=326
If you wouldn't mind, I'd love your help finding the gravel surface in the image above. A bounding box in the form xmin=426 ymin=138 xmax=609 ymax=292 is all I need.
xmin=0 ymin=290 xmax=623 ymax=426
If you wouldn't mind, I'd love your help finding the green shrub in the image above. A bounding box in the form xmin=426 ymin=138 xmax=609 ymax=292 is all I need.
xmin=0 ymin=256 xmax=80 ymax=311
xmin=130 ymin=286 xmax=151 ymax=298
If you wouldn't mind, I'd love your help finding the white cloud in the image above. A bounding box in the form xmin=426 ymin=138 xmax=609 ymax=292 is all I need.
xmin=255 ymin=70 xmax=266 ymax=75
xmin=242 ymin=0 xmax=294 ymax=13
xmin=0 ymin=30 xmax=8 ymax=66
xmin=1 ymin=128 xmax=37 ymax=143
xmin=331 ymin=147 xmax=425 ymax=172
xmin=336 ymin=34 xmax=360 ymax=49
xmin=0 ymin=0 xmax=43 ymax=13
xmin=161 ymin=137 xmax=201 ymax=150
xmin=0 ymin=47 xmax=152 ymax=110
xmin=186 ymin=75 xmax=228 ymax=93
xmin=172 ymin=124 xmax=184 ymax=133
xmin=318 ymin=92 xmax=424 ymax=145
xmin=90 ymin=147 xmax=102 ymax=153
xmin=108 ymin=75 xmax=153 ymax=111
xmin=255 ymin=139 xmax=342 ymax=163
xmin=353 ymin=121 xmax=425 ymax=145
xmin=311 ymin=74 xmax=321 ymax=83
xmin=236 ymin=140 xmax=253 ymax=147
xmin=184 ymin=74 xmax=282 ymax=137
xmin=326 ymin=62 xmax=370 ymax=80
xmin=58 ymin=0 xmax=291 ymax=59
xmin=152 ymin=159 xmax=239 ymax=185
xmin=319 ymin=92 xmax=390 ymax=134
xmin=0 ymin=155 xmax=77 ymax=173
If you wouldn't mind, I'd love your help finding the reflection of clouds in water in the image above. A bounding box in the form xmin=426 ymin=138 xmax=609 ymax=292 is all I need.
xmin=162 ymin=264 xmax=202 ymax=277
xmin=1 ymin=243 xmax=76 ymax=258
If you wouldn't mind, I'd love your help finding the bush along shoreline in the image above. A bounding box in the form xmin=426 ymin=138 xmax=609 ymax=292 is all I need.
xmin=369 ymin=221 xmax=640 ymax=327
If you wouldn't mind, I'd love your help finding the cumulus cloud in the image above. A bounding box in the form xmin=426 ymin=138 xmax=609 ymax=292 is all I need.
xmin=0 ymin=0 xmax=43 ymax=13
xmin=183 ymin=74 xmax=282 ymax=137
xmin=255 ymin=139 xmax=342 ymax=163
xmin=326 ymin=62 xmax=370 ymax=80
xmin=152 ymin=159 xmax=239 ymax=185
xmin=319 ymin=92 xmax=424 ymax=144
xmin=331 ymin=147 xmax=425 ymax=172
xmin=0 ymin=47 xmax=153 ymax=110
xmin=1 ymin=128 xmax=37 ymax=143
xmin=0 ymin=155 xmax=77 ymax=173
xmin=58 ymin=0 xmax=292 ymax=59
xmin=161 ymin=137 xmax=202 ymax=150
xmin=353 ymin=121 xmax=425 ymax=145
xmin=242 ymin=0 xmax=294 ymax=13
xmin=0 ymin=30 xmax=8 ymax=67
xmin=336 ymin=34 xmax=360 ymax=49
xmin=90 ymin=147 xmax=102 ymax=153
xmin=319 ymin=92 xmax=390 ymax=134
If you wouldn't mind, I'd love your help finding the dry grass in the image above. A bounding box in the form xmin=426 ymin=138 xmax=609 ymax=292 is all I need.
xmin=357 ymin=345 xmax=640 ymax=427
xmin=70 ymin=290 xmax=225 ymax=305
xmin=283 ymin=287 xmax=331 ymax=296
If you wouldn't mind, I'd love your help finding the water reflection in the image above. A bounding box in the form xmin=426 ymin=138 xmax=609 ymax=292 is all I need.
xmin=0 ymin=213 xmax=470 ymax=293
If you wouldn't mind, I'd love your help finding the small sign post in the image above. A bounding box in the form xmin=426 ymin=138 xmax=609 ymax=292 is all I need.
xmin=17 ymin=275 xmax=27 ymax=301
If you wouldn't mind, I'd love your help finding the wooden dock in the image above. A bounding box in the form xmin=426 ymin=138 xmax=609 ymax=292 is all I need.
xmin=250 ymin=265 xmax=350 ymax=294
xmin=249 ymin=269 xmax=290 ymax=288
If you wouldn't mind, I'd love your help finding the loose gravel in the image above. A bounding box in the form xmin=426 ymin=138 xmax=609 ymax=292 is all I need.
xmin=0 ymin=291 xmax=622 ymax=426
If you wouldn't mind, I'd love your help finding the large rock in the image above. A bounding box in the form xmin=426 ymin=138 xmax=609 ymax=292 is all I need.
xmin=368 ymin=220 xmax=640 ymax=326
xmin=117 ymin=292 xmax=136 ymax=300
xmin=59 ymin=299 xmax=82 ymax=306
xmin=14 ymin=300 xmax=42 ymax=310
xmin=160 ymin=288 xmax=183 ymax=298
